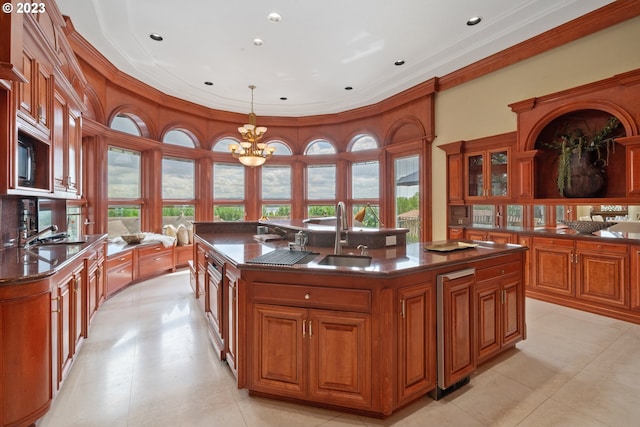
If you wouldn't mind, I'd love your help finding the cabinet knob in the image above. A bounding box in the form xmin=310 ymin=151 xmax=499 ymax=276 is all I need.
xmin=304 ymin=293 xmax=310 ymax=300
xmin=500 ymin=269 xmax=505 ymax=275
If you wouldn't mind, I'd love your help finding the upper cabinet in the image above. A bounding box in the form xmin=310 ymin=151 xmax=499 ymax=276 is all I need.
xmin=17 ymin=49 xmax=52 ymax=136
xmin=465 ymin=148 xmax=509 ymax=200
xmin=440 ymin=132 xmax=515 ymax=204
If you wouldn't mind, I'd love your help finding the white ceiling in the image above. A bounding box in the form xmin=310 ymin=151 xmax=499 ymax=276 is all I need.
xmin=55 ymin=0 xmax=614 ymax=117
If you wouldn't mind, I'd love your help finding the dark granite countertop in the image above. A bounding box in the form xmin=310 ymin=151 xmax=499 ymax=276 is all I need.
xmin=0 ymin=234 xmax=107 ymax=285
xmin=195 ymin=232 xmax=527 ymax=278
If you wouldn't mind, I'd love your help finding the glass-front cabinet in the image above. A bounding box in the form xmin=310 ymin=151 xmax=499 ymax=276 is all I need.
xmin=465 ymin=149 xmax=509 ymax=200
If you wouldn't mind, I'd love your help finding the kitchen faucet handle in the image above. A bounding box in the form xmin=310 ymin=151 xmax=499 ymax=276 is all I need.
xmin=357 ymin=245 xmax=368 ymax=255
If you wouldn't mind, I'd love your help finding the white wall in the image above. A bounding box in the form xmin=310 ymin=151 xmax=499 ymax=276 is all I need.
xmin=431 ymin=17 xmax=640 ymax=240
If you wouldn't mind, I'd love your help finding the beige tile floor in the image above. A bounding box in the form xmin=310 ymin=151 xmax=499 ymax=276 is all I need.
xmin=38 ymin=269 xmax=640 ymax=427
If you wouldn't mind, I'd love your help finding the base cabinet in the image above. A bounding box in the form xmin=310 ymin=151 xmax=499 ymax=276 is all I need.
xmin=397 ymin=282 xmax=436 ymax=404
xmin=251 ymin=303 xmax=372 ymax=410
xmin=475 ymin=255 xmax=524 ymax=363
xmin=206 ymin=254 xmax=225 ymax=360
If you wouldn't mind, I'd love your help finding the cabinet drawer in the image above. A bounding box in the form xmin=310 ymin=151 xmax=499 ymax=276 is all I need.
xmin=252 ymin=282 xmax=371 ymax=313
xmin=107 ymin=262 xmax=133 ymax=295
xmin=532 ymin=237 xmax=574 ymax=248
xmin=576 ymin=240 xmax=628 ymax=255
xmin=138 ymin=253 xmax=174 ymax=278
xmin=107 ymin=251 xmax=133 ymax=270
xmin=138 ymin=244 xmax=172 ymax=258
xmin=476 ymin=260 xmax=521 ymax=283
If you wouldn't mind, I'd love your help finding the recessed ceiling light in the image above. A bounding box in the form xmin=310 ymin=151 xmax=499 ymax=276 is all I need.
xmin=149 ymin=33 xmax=163 ymax=41
xmin=253 ymin=38 xmax=264 ymax=46
xmin=394 ymin=60 xmax=405 ymax=66
xmin=345 ymin=86 xmax=353 ymax=91
xmin=204 ymin=81 xmax=213 ymax=86
xmin=280 ymin=97 xmax=288 ymax=101
xmin=268 ymin=12 xmax=282 ymax=23
xmin=466 ymin=16 xmax=482 ymax=26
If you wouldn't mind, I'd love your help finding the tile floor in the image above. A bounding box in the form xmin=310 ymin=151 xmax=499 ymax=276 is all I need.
xmin=38 ymin=269 xmax=640 ymax=427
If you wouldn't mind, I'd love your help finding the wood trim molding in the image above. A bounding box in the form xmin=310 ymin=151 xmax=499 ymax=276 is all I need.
xmin=438 ymin=0 xmax=640 ymax=92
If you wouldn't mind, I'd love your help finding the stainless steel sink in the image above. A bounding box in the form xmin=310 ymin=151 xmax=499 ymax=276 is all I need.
xmin=318 ymin=254 xmax=372 ymax=267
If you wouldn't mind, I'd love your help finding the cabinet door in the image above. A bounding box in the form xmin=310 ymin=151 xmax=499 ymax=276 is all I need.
xmin=308 ymin=310 xmax=372 ymax=409
xmin=532 ymin=239 xmax=574 ymax=296
xmin=73 ymin=272 xmax=84 ymax=351
xmin=465 ymin=229 xmax=486 ymax=241
xmin=57 ymin=278 xmax=73 ymax=385
xmin=487 ymin=231 xmax=513 ymax=244
xmin=206 ymin=261 xmax=224 ymax=359
xmin=398 ymin=283 xmax=436 ymax=404
xmin=251 ymin=304 xmax=306 ymax=398
xmin=576 ymin=243 xmax=628 ymax=308
xmin=36 ymin=64 xmax=51 ymax=130
xmin=226 ymin=268 xmax=238 ymax=375
xmin=488 ymin=149 xmax=508 ymax=197
xmin=440 ymin=273 xmax=475 ymax=388
xmin=475 ymin=283 xmax=500 ymax=363
xmin=465 ymin=152 xmax=485 ymax=198
xmin=631 ymin=246 xmax=640 ymax=311
xmin=19 ymin=51 xmax=34 ymax=115
xmin=52 ymin=92 xmax=66 ymax=191
xmin=501 ymin=274 xmax=524 ymax=347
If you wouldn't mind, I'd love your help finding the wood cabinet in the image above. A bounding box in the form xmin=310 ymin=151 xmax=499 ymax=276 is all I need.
xmin=631 ymin=246 xmax=640 ymax=312
xmin=1 ymin=280 xmax=52 ymax=427
xmin=531 ymin=237 xmax=628 ymax=308
xmin=194 ymin=243 xmax=207 ymax=312
xmin=85 ymin=242 xmax=105 ymax=324
xmin=225 ymin=264 xmax=240 ymax=377
xmin=465 ymin=148 xmax=509 ymax=200
xmin=106 ymin=250 xmax=133 ymax=297
xmin=437 ymin=269 xmax=475 ymax=390
xmin=52 ymin=89 xmax=80 ymax=196
xmin=53 ymin=263 xmax=84 ymax=388
xmin=18 ymin=49 xmax=51 ymax=135
xmin=206 ymin=254 xmax=225 ymax=359
xmin=137 ymin=244 xmax=174 ymax=279
xmin=465 ymin=229 xmax=514 ymax=244
xmin=397 ymin=282 xmax=436 ymax=405
xmin=475 ymin=255 xmax=524 ymax=364
xmin=250 ymin=283 xmax=373 ymax=410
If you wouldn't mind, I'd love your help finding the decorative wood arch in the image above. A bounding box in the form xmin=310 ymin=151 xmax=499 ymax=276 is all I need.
xmin=160 ymin=123 xmax=203 ymax=149
xmin=107 ymin=106 xmax=157 ymax=139
xmin=384 ymin=116 xmax=429 ymax=147
xmin=82 ymin=85 xmax=105 ymax=124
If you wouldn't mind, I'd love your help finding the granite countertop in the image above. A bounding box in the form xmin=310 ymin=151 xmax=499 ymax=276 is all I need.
xmin=195 ymin=232 xmax=527 ymax=277
xmin=0 ymin=234 xmax=107 ymax=285
xmin=459 ymin=223 xmax=640 ymax=243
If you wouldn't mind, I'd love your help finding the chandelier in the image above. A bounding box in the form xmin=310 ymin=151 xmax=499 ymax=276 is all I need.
xmin=229 ymin=85 xmax=275 ymax=167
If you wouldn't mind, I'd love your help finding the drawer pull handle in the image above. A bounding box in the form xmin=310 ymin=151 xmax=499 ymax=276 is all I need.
xmin=304 ymin=293 xmax=310 ymax=300
xmin=308 ymin=320 xmax=312 ymax=338
xmin=500 ymin=269 xmax=505 ymax=275
xmin=154 ymin=257 xmax=161 ymax=261
xmin=302 ymin=320 xmax=306 ymax=338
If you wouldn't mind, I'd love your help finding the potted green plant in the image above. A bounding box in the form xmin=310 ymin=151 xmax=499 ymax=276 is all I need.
xmin=539 ymin=116 xmax=621 ymax=197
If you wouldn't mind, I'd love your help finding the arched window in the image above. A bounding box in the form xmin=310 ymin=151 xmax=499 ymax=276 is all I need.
xmin=110 ymin=114 xmax=141 ymax=136
xmin=266 ymin=140 xmax=292 ymax=155
xmin=305 ymin=139 xmax=336 ymax=155
xmin=350 ymin=134 xmax=378 ymax=151
xmin=212 ymin=138 xmax=241 ymax=152
xmin=163 ymin=129 xmax=196 ymax=148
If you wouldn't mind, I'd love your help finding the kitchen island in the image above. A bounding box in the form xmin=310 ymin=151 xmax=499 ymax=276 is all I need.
xmin=193 ymin=221 xmax=528 ymax=417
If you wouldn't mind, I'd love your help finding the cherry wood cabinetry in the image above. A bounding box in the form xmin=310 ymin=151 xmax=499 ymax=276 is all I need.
xmin=85 ymin=242 xmax=106 ymax=324
xmin=526 ymin=235 xmax=638 ymax=322
xmin=397 ymin=282 xmax=436 ymax=405
xmin=18 ymin=50 xmax=52 ymax=135
xmin=52 ymin=89 xmax=81 ymax=196
xmin=106 ymin=250 xmax=134 ymax=297
xmin=438 ymin=270 xmax=475 ymax=390
xmin=250 ymin=284 xmax=373 ymax=411
xmin=106 ymin=243 xmax=177 ymax=298
xmin=0 ymin=280 xmax=52 ymax=427
xmin=206 ymin=253 xmax=225 ymax=360
xmin=474 ymin=254 xmax=524 ymax=364
xmin=465 ymin=148 xmax=509 ymax=200
xmin=225 ymin=264 xmax=240 ymax=378
xmin=631 ymin=246 xmax=640 ymax=312
xmin=465 ymin=229 xmax=514 ymax=244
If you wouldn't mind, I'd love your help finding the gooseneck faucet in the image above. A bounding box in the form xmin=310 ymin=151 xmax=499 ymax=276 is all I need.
xmin=334 ymin=201 xmax=349 ymax=254
xmin=21 ymin=225 xmax=58 ymax=248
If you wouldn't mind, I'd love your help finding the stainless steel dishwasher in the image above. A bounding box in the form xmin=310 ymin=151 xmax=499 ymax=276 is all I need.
xmin=430 ymin=267 xmax=476 ymax=400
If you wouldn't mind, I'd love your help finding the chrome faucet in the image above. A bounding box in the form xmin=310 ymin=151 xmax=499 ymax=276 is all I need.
xmin=334 ymin=201 xmax=349 ymax=254
xmin=21 ymin=225 xmax=58 ymax=248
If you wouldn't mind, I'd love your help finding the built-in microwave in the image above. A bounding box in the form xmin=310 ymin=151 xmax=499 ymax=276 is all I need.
xmin=18 ymin=136 xmax=36 ymax=187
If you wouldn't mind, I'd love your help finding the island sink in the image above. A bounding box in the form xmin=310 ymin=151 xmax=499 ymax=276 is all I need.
xmin=318 ymin=254 xmax=372 ymax=267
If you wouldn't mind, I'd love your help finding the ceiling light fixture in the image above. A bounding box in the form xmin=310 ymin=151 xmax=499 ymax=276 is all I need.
xmin=268 ymin=12 xmax=282 ymax=23
xmin=229 ymin=85 xmax=274 ymax=167
xmin=149 ymin=33 xmax=163 ymax=41
xmin=466 ymin=16 xmax=482 ymax=26
xmin=394 ymin=60 xmax=405 ymax=66
xmin=204 ymin=81 xmax=213 ymax=86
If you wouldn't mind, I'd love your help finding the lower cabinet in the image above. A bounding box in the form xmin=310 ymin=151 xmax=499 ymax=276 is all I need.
xmin=251 ymin=303 xmax=372 ymax=410
xmin=475 ymin=255 xmax=524 ymax=363
xmin=206 ymin=254 xmax=225 ymax=359
xmin=531 ymin=237 xmax=628 ymax=308
xmin=137 ymin=244 xmax=174 ymax=279
xmin=106 ymin=251 xmax=134 ymax=296
xmin=225 ymin=264 xmax=240 ymax=377
xmin=465 ymin=229 xmax=514 ymax=244
xmin=397 ymin=282 xmax=436 ymax=404
xmin=631 ymin=246 xmax=640 ymax=311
